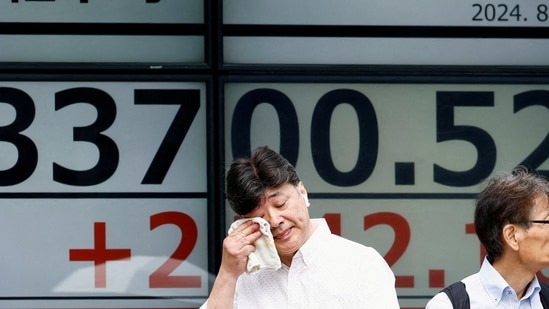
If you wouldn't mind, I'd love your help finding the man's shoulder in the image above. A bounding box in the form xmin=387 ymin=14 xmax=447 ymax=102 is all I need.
xmin=309 ymin=218 xmax=386 ymax=263
xmin=321 ymin=233 xmax=387 ymax=266
xmin=326 ymin=230 xmax=375 ymax=250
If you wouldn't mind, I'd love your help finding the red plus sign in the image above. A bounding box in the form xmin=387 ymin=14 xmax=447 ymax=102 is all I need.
xmin=69 ymin=222 xmax=132 ymax=288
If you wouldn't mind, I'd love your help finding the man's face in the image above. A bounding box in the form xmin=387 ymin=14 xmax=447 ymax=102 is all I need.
xmin=245 ymin=182 xmax=313 ymax=265
xmin=517 ymin=194 xmax=549 ymax=272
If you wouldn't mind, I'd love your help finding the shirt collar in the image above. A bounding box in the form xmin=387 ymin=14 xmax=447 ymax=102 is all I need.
xmin=292 ymin=219 xmax=331 ymax=267
xmin=525 ymin=276 xmax=542 ymax=306
xmin=479 ymin=257 xmax=541 ymax=305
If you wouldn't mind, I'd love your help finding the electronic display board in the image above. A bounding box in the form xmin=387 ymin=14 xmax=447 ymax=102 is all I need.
xmin=223 ymin=0 xmax=549 ymax=65
xmin=2 ymin=1 xmax=547 ymax=308
xmin=224 ymin=78 xmax=549 ymax=308
xmin=0 ymin=80 xmax=209 ymax=308
xmin=0 ymin=0 xmax=204 ymax=65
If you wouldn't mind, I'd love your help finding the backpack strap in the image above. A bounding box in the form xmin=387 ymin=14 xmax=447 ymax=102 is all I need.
xmin=540 ymin=281 xmax=549 ymax=308
xmin=442 ymin=281 xmax=470 ymax=309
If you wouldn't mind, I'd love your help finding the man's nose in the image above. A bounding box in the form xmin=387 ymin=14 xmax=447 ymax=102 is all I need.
xmin=264 ymin=207 xmax=282 ymax=228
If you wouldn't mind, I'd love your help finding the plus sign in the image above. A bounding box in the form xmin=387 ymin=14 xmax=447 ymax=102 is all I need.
xmin=69 ymin=222 xmax=131 ymax=288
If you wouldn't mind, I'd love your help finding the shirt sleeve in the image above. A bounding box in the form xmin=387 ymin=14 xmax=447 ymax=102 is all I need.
xmin=425 ymin=292 xmax=453 ymax=309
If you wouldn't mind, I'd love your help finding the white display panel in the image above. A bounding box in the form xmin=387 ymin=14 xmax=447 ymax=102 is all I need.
xmin=224 ymin=37 xmax=549 ymax=66
xmin=223 ymin=0 xmax=549 ymax=65
xmin=224 ymin=80 xmax=549 ymax=308
xmin=0 ymin=81 xmax=209 ymax=309
xmin=225 ymin=0 xmax=549 ymax=26
xmin=0 ymin=0 xmax=201 ymax=23
xmin=0 ymin=0 xmax=204 ymax=64
xmin=0 ymin=36 xmax=204 ymax=64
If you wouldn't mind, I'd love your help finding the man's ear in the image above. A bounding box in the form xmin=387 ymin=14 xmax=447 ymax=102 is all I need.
xmin=298 ymin=181 xmax=307 ymax=194
xmin=502 ymin=224 xmax=521 ymax=251
xmin=298 ymin=182 xmax=310 ymax=206
xmin=301 ymin=193 xmax=310 ymax=207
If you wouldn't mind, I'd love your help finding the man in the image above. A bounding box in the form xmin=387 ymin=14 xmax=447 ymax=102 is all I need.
xmin=426 ymin=166 xmax=549 ymax=308
xmin=201 ymin=146 xmax=399 ymax=308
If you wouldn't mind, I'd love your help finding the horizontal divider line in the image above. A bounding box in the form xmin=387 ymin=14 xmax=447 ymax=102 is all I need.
xmin=0 ymin=22 xmax=205 ymax=35
xmin=0 ymin=192 xmax=477 ymax=199
xmin=224 ymin=24 xmax=549 ymax=39
xmin=398 ymin=295 xmax=436 ymax=299
xmin=0 ymin=192 xmax=207 ymax=199
xmin=309 ymin=192 xmax=478 ymax=199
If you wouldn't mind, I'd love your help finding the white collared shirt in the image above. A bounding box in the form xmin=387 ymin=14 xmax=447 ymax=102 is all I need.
xmin=426 ymin=257 xmax=542 ymax=308
xmin=202 ymin=218 xmax=399 ymax=308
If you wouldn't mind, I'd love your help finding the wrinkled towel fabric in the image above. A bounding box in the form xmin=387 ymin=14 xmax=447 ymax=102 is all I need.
xmin=228 ymin=217 xmax=281 ymax=274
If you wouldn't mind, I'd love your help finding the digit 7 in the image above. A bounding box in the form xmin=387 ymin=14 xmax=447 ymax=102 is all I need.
xmin=135 ymin=89 xmax=200 ymax=184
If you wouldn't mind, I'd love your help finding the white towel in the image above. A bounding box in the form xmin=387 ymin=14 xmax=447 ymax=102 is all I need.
xmin=228 ymin=217 xmax=281 ymax=274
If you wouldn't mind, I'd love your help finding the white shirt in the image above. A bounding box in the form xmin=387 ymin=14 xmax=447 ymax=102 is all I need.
xmin=202 ymin=218 xmax=399 ymax=308
xmin=426 ymin=257 xmax=542 ymax=308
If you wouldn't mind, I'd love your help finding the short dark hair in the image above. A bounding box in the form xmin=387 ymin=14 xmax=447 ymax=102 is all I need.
xmin=474 ymin=166 xmax=549 ymax=262
xmin=226 ymin=146 xmax=301 ymax=215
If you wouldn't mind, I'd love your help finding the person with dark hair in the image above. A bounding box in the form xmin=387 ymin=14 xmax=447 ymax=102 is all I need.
xmin=201 ymin=146 xmax=399 ymax=308
xmin=426 ymin=166 xmax=549 ymax=308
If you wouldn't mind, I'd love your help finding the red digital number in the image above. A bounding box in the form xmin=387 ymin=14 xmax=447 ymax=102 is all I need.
xmin=70 ymin=211 xmax=202 ymax=289
xmin=364 ymin=212 xmax=414 ymax=288
xmin=149 ymin=211 xmax=201 ymax=288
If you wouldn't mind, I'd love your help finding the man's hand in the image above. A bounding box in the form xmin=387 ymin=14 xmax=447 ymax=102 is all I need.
xmin=220 ymin=220 xmax=263 ymax=277
xmin=204 ymin=220 xmax=263 ymax=309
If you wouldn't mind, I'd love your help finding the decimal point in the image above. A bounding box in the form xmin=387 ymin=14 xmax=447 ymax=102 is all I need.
xmin=395 ymin=162 xmax=415 ymax=185
xmin=429 ymin=269 xmax=445 ymax=288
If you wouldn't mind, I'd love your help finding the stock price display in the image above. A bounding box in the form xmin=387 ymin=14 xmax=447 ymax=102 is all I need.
xmin=224 ymin=81 xmax=549 ymax=308
xmin=0 ymin=81 xmax=209 ymax=309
